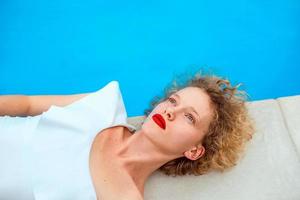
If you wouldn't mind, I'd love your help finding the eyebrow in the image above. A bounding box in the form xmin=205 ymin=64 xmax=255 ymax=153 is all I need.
xmin=172 ymin=93 xmax=201 ymax=122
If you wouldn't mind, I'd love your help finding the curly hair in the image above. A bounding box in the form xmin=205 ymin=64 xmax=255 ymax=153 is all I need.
xmin=143 ymin=69 xmax=256 ymax=177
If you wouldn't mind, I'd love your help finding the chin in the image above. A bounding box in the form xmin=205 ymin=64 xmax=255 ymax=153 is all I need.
xmin=140 ymin=121 xmax=159 ymax=135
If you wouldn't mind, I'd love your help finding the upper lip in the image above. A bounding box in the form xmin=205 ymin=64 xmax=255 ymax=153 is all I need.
xmin=152 ymin=113 xmax=166 ymax=129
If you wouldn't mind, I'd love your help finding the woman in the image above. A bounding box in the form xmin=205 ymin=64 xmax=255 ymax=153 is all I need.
xmin=0 ymin=71 xmax=255 ymax=200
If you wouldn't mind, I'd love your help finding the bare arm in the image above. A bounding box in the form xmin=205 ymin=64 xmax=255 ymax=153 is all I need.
xmin=0 ymin=93 xmax=91 ymax=117
xmin=0 ymin=95 xmax=31 ymax=117
xmin=27 ymin=93 xmax=91 ymax=116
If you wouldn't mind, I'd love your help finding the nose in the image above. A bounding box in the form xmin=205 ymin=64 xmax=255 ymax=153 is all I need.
xmin=164 ymin=107 xmax=175 ymax=121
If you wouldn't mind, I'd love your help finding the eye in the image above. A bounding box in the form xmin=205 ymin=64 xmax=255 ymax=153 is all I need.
xmin=168 ymin=97 xmax=196 ymax=124
xmin=168 ymin=97 xmax=176 ymax=104
xmin=185 ymin=113 xmax=195 ymax=124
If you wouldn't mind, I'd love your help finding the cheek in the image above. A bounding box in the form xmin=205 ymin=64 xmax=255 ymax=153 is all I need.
xmin=167 ymin=126 xmax=193 ymax=145
xmin=171 ymin=128 xmax=199 ymax=147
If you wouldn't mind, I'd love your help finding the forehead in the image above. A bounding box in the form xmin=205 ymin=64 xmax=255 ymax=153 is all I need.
xmin=173 ymin=87 xmax=213 ymax=120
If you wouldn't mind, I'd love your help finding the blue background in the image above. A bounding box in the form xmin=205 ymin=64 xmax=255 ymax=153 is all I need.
xmin=1 ymin=0 xmax=299 ymax=117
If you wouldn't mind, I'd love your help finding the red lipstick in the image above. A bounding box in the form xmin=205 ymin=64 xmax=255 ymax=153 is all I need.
xmin=152 ymin=114 xmax=166 ymax=129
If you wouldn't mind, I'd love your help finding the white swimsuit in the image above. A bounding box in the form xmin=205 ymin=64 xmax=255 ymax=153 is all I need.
xmin=0 ymin=81 xmax=137 ymax=200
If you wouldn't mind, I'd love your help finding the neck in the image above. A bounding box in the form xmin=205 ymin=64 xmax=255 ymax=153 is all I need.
xmin=116 ymin=128 xmax=180 ymax=193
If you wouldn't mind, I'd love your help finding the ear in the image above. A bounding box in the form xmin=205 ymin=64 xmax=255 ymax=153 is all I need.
xmin=183 ymin=145 xmax=205 ymax=161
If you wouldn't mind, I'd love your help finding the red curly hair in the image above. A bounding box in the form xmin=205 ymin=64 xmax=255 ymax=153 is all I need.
xmin=143 ymin=69 xmax=256 ymax=176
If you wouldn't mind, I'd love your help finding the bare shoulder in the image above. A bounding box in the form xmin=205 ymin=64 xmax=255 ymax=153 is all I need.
xmin=91 ymin=126 xmax=143 ymax=200
xmin=92 ymin=158 xmax=144 ymax=200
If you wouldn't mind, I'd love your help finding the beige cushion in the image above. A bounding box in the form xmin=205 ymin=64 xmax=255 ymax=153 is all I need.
xmin=127 ymin=94 xmax=300 ymax=200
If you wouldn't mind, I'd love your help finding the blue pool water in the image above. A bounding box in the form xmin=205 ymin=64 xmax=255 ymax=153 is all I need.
xmin=0 ymin=0 xmax=299 ymax=116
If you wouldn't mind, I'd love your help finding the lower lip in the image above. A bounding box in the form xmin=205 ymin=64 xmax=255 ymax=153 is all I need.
xmin=152 ymin=115 xmax=165 ymax=130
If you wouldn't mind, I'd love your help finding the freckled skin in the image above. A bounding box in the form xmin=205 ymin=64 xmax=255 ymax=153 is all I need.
xmin=142 ymin=86 xmax=213 ymax=156
xmin=90 ymin=87 xmax=213 ymax=200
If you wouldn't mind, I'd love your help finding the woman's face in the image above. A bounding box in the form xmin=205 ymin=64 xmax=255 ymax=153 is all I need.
xmin=141 ymin=86 xmax=214 ymax=160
